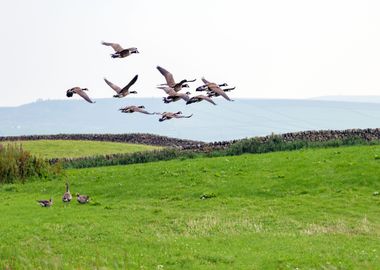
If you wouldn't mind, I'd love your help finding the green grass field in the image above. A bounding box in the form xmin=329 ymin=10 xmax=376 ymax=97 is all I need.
xmin=3 ymin=140 xmax=161 ymax=159
xmin=1 ymin=145 xmax=380 ymax=269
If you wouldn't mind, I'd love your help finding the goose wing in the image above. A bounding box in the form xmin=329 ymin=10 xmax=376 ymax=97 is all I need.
xmin=157 ymin=66 xmax=176 ymax=87
xmin=177 ymin=93 xmax=190 ymax=102
xmin=104 ymin=78 xmax=122 ymax=93
xmin=208 ymin=83 xmax=233 ymax=101
xmin=73 ymin=88 xmax=95 ymax=103
xmin=157 ymin=86 xmax=176 ymax=95
xmin=101 ymin=41 xmax=124 ymax=52
xmin=198 ymin=95 xmax=216 ymax=105
xmin=201 ymin=77 xmax=210 ymax=84
xmin=120 ymin=75 xmax=138 ymax=95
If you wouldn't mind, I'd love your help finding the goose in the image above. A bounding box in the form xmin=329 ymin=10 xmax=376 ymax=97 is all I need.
xmin=76 ymin=193 xmax=90 ymax=204
xmin=119 ymin=105 xmax=157 ymax=115
xmin=101 ymin=41 xmax=139 ymax=58
xmin=104 ymin=75 xmax=138 ymax=98
xmin=207 ymin=87 xmax=236 ymax=98
xmin=157 ymin=86 xmax=191 ymax=103
xmin=37 ymin=198 xmax=53 ymax=207
xmin=196 ymin=83 xmax=228 ymax=92
xmin=186 ymin=95 xmax=217 ymax=105
xmin=159 ymin=111 xmax=193 ymax=122
xmin=62 ymin=182 xmax=72 ymax=203
xmin=156 ymin=66 xmax=196 ymax=92
xmin=201 ymin=77 xmax=234 ymax=101
xmin=66 ymin=87 xmax=95 ymax=103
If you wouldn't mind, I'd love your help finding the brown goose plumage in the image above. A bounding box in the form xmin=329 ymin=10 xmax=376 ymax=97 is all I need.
xmin=119 ymin=105 xmax=157 ymax=115
xmin=101 ymin=41 xmax=139 ymax=58
xmin=156 ymin=66 xmax=196 ymax=92
xmin=201 ymin=78 xmax=234 ymax=101
xmin=104 ymin=75 xmax=138 ymax=98
xmin=66 ymin=87 xmax=95 ymax=103
xmin=186 ymin=95 xmax=217 ymax=105
xmin=37 ymin=198 xmax=53 ymax=207
xmin=157 ymin=86 xmax=191 ymax=103
xmin=62 ymin=182 xmax=72 ymax=203
xmin=158 ymin=111 xmax=193 ymax=122
xmin=76 ymin=193 xmax=90 ymax=204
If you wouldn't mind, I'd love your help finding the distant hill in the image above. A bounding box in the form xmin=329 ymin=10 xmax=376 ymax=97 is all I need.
xmin=1 ymin=98 xmax=380 ymax=142
xmin=310 ymin=95 xmax=380 ymax=103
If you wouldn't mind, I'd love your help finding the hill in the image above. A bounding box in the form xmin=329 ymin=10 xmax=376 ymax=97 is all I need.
xmin=2 ymin=98 xmax=380 ymax=141
xmin=1 ymin=145 xmax=380 ymax=269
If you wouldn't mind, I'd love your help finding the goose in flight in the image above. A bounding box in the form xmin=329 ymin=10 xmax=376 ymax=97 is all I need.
xmin=66 ymin=87 xmax=95 ymax=103
xmin=157 ymin=86 xmax=191 ymax=103
xmin=158 ymin=111 xmax=193 ymax=122
xmin=196 ymin=83 xmax=228 ymax=92
xmin=156 ymin=66 xmax=196 ymax=92
xmin=104 ymin=75 xmax=138 ymax=98
xmin=101 ymin=41 xmax=139 ymax=58
xmin=201 ymin=77 xmax=234 ymax=101
xmin=207 ymin=87 xmax=236 ymax=98
xmin=186 ymin=95 xmax=216 ymax=105
xmin=119 ymin=105 xmax=157 ymax=115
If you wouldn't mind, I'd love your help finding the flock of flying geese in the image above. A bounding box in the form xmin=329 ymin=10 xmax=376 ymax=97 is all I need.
xmin=65 ymin=41 xmax=236 ymax=122
xmin=37 ymin=183 xmax=88 ymax=207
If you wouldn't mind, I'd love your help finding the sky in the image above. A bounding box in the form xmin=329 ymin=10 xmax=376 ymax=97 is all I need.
xmin=0 ymin=0 xmax=379 ymax=106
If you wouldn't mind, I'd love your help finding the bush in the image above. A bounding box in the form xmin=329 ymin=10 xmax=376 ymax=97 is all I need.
xmin=0 ymin=143 xmax=61 ymax=184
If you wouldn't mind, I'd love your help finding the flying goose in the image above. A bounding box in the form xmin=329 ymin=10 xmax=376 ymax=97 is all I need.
xmin=66 ymin=87 xmax=95 ymax=103
xmin=76 ymin=193 xmax=90 ymax=204
xmin=157 ymin=86 xmax=191 ymax=103
xmin=196 ymin=83 xmax=228 ymax=92
xmin=156 ymin=66 xmax=196 ymax=92
xmin=119 ymin=105 xmax=157 ymax=115
xmin=62 ymin=182 xmax=72 ymax=203
xmin=101 ymin=41 xmax=139 ymax=58
xmin=104 ymin=75 xmax=138 ymax=98
xmin=186 ymin=95 xmax=217 ymax=105
xmin=201 ymin=78 xmax=234 ymax=101
xmin=207 ymin=87 xmax=236 ymax=98
xmin=37 ymin=198 xmax=53 ymax=207
xmin=158 ymin=111 xmax=193 ymax=122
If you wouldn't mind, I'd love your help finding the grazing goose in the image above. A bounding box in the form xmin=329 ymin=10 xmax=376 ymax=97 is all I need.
xmin=156 ymin=66 xmax=196 ymax=92
xmin=196 ymin=83 xmax=228 ymax=92
xmin=101 ymin=41 xmax=139 ymax=58
xmin=186 ymin=95 xmax=217 ymax=105
xmin=104 ymin=75 xmax=138 ymax=98
xmin=157 ymin=86 xmax=191 ymax=103
xmin=66 ymin=87 xmax=95 ymax=103
xmin=159 ymin=111 xmax=193 ymax=122
xmin=76 ymin=193 xmax=90 ymax=204
xmin=62 ymin=182 xmax=72 ymax=203
xmin=119 ymin=105 xmax=157 ymax=115
xmin=37 ymin=198 xmax=53 ymax=207
xmin=201 ymin=77 xmax=234 ymax=101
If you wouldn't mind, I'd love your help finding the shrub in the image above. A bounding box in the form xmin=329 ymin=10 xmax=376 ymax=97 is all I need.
xmin=0 ymin=143 xmax=61 ymax=184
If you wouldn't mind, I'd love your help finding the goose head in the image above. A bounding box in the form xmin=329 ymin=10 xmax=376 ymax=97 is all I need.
xmin=176 ymin=111 xmax=183 ymax=115
xmin=82 ymin=88 xmax=88 ymax=91
xmin=182 ymin=84 xmax=190 ymax=88
xmin=219 ymin=83 xmax=228 ymax=87
xmin=138 ymin=105 xmax=145 ymax=109
xmin=66 ymin=91 xmax=73 ymax=97
xmin=130 ymin=91 xmax=138 ymax=94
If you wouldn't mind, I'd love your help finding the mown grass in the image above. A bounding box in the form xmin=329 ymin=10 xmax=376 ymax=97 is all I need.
xmin=2 ymin=140 xmax=161 ymax=159
xmin=1 ymin=145 xmax=380 ymax=269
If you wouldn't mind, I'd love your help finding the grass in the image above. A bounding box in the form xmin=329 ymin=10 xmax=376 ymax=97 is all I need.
xmin=1 ymin=145 xmax=380 ymax=269
xmin=2 ymin=140 xmax=161 ymax=159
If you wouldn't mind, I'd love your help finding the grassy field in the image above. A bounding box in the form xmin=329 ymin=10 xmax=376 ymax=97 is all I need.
xmin=1 ymin=145 xmax=380 ymax=269
xmin=2 ymin=140 xmax=161 ymax=159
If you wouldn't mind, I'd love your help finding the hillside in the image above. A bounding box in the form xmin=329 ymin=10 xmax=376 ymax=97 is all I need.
xmin=1 ymin=145 xmax=380 ymax=269
xmin=2 ymin=98 xmax=380 ymax=141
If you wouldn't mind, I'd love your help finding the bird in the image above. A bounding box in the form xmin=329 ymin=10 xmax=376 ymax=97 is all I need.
xmin=101 ymin=41 xmax=139 ymax=58
xmin=119 ymin=105 xmax=157 ymax=115
xmin=62 ymin=182 xmax=72 ymax=203
xmin=186 ymin=95 xmax=217 ymax=105
xmin=201 ymin=77 xmax=234 ymax=101
xmin=76 ymin=193 xmax=90 ymax=204
xmin=207 ymin=87 xmax=236 ymax=98
xmin=66 ymin=87 xmax=95 ymax=103
xmin=158 ymin=111 xmax=193 ymax=122
xmin=37 ymin=198 xmax=53 ymax=207
xmin=157 ymin=86 xmax=191 ymax=103
xmin=156 ymin=66 xmax=196 ymax=92
xmin=104 ymin=75 xmax=138 ymax=98
xmin=196 ymin=83 xmax=228 ymax=92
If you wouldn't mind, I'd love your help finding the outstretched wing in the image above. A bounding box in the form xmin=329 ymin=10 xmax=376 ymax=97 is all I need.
xmin=101 ymin=41 xmax=124 ymax=52
xmin=157 ymin=86 xmax=175 ymax=95
xmin=208 ymin=83 xmax=233 ymax=101
xmin=201 ymin=77 xmax=210 ymax=84
xmin=120 ymin=75 xmax=138 ymax=94
xmin=157 ymin=66 xmax=176 ymax=87
xmin=199 ymin=95 xmax=216 ymax=105
xmin=104 ymin=78 xmax=122 ymax=93
xmin=74 ymin=89 xmax=95 ymax=103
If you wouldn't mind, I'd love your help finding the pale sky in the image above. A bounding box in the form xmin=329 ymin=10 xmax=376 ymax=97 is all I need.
xmin=0 ymin=0 xmax=379 ymax=106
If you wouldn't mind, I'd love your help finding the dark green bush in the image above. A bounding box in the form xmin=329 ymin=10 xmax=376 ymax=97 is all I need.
xmin=0 ymin=143 xmax=62 ymax=184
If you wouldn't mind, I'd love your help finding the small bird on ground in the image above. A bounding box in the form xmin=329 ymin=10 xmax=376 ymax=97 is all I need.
xmin=76 ymin=193 xmax=90 ymax=204
xmin=101 ymin=41 xmax=139 ymax=58
xmin=62 ymin=182 xmax=72 ymax=203
xmin=158 ymin=111 xmax=193 ymax=122
xmin=186 ymin=94 xmax=217 ymax=105
xmin=156 ymin=66 xmax=196 ymax=92
xmin=104 ymin=75 xmax=138 ymax=98
xmin=37 ymin=198 xmax=53 ymax=207
xmin=66 ymin=87 xmax=95 ymax=103
xmin=119 ymin=105 xmax=157 ymax=115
